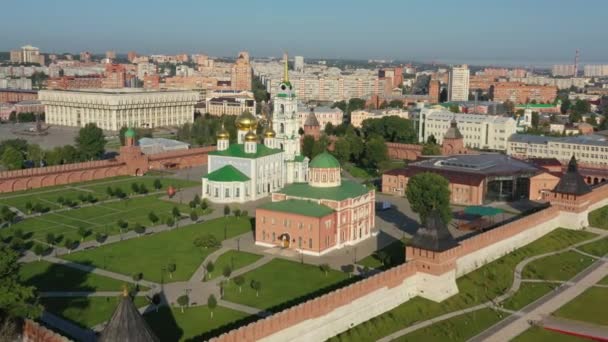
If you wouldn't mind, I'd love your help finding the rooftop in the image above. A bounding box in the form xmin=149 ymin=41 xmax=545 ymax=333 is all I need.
xmin=204 ymin=165 xmax=250 ymax=182
xmin=309 ymin=152 xmax=340 ymax=169
xmin=39 ymin=88 xmax=196 ymax=95
xmin=209 ymin=143 xmax=282 ymax=159
xmin=278 ymin=180 xmax=370 ymax=201
xmin=509 ymin=134 xmax=608 ymax=147
xmin=410 ymin=210 xmax=459 ymax=252
xmin=99 ymin=293 xmax=159 ymax=342
xmin=553 ymin=156 xmax=591 ymax=196
xmin=423 ymin=108 xmax=514 ymax=124
xmin=259 ymin=199 xmax=334 ymax=217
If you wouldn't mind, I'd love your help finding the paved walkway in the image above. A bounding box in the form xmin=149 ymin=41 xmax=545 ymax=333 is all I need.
xmin=377 ymin=230 xmax=608 ymax=342
xmin=218 ymin=299 xmax=272 ymax=317
xmin=540 ymin=316 xmax=608 ymax=341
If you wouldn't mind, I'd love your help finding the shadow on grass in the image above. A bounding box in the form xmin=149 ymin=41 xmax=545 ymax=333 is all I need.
xmin=143 ymin=292 xmax=183 ymax=342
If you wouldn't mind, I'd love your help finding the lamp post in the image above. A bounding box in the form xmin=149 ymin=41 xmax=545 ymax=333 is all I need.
xmin=237 ymin=237 xmax=240 ymax=251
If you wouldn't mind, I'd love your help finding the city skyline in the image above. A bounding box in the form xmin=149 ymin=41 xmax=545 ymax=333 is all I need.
xmin=2 ymin=0 xmax=608 ymax=66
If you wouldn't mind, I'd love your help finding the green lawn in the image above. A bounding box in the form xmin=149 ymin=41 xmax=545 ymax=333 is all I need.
xmin=378 ymin=160 xmax=406 ymax=173
xmin=512 ymin=326 xmax=586 ymax=342
xmin=144 ymin=305 xmax=251 ymax=341
xmin=2 ymin=195 xmax=201 ymax=245
xmin=600 ymin=275 xmax=608 ymax=285
xmin=522 ymin=251 xmax=595 ymax=281
xmin=358 ymin=238 xmax=408 ymax=270
xmin=223 ymin=258 xmax=349 ymax=311
xmin=393 ymin=308 xmax=506 ymax=342
xmin=329 ymin=228 xmax=596 ymax=342
xmin=577 ymin=236 xmax=608 ymax=257
xmin=343 ymin=163 xmax=376 ymax=180
xmin=554 ymin=287 xmax=608 ymax=326
xmin=205 ymin=250 xmax=262 ymax=281
xmin=19 ymin=260 xmax=126 ymax=292
xmin=588 ymin=205 xmax=608 ymax=230
xmin=62 ymin=217 xmax=252 ymax=282
xmin=41 ymin=296 xmax=149 ymax=329
xmin=501 ymin=283 xmax=557 ymax=311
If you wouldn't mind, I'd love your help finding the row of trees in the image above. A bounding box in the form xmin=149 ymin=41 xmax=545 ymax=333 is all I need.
xmin=5 ymin=112 xmax=45 ymax=123
xmin=0 ymin=123 xmax=105 ymax=170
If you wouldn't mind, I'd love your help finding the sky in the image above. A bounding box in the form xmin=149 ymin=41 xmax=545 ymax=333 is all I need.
xmin=1 ymin=0 xmax=607 ymax=66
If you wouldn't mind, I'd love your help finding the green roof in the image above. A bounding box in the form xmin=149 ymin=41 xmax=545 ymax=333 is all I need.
xmin=515 ymin=104 xmax=556 ymax=108
xmin=463 ymin=205 xmax=503 ymax=216
xmin=278 ymin=180 xmax=370 ymax=201
xmin=294 ymin=155 xmax=306 ymax=162
xmin=309 ymin=152 xmax=340 ymax=169
xmin=125 ymin=128 xmax=136 ymax=138
xmin=276 ymin=93 xmax=296 ymax=98
xmin=209 ymin=143 xmax=282 ymax=159
xmin=204 ymin=165 xmax=250 ymax=182
xmin=259 ymin=199 xmax=334 ymax=217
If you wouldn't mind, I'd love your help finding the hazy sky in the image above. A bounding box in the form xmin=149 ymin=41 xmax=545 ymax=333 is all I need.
xmin=2 ymin=0 xmax=607 ymax=66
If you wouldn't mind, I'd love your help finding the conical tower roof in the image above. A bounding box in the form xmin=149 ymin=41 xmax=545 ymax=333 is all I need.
xmin=444 ymin=118 xmax=463 ymax=139
xmin=304 ymin=108 xmax=320 ymax=127
xmin=410 ymin=210 xmax=458 ymax=252
xmin=553 ymin=156 xmax=591 ymax=196
xmin=99 ymin=290 xmax=159 ymax=342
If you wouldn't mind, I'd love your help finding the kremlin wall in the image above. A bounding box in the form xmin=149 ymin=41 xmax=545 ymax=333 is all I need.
xmin=210 ymin=176 xmax=608 ymax=342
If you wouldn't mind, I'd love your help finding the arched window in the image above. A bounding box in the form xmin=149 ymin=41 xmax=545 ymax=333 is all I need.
xmin=280 ymin=123 xmax=285 ymax=134
xmin=280 ymin=104 xmax=284 ymax=114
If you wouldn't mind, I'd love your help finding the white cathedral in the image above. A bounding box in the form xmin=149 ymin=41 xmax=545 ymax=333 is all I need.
xmin=202 ymin=56 xmax=309 ymax=203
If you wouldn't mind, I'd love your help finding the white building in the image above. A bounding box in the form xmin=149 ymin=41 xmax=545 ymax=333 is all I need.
xmin=416 ymin=106 xmax=516 ymax=151
xmin=40 ymin=88 xmax=199 ymax=131
xmin=297 ymin=104 xmax=343 ymax=129
xmin=137 ymin=62 xmax=157 ymax=79
xmin=508 ymin=134 xmax=608 ymax=167
xmin=448 ymin=65 xmax=470 ymax=102
xmin=583 ymin=65 xmax=608 ymax=77
xmin=350 ymin=109 xmax=409 ymax=128
xmin=294 ymin=56 xmax=304 ymax=72
xmin=138 ymin=137 xmax=189 ymax=155
xmin=552 ymin=64 xmax=576 ymax=77
xmin=202 ymin=56 xmax=308 ymax=203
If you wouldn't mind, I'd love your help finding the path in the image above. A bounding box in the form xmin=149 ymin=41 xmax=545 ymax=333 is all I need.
xmin=377 ymin=229 xmax=607 ymax=342
xmin=218 ymin=299 xmax=272 ymax=317
xmin=539 ymin=316 xmax=608 ymax=340
xmin=40 ymin=291 xmax=148 ymax=298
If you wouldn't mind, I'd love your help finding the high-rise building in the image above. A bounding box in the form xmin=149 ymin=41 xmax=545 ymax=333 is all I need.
xmin=584 ymin=65 xmax=608 ymax=77
xmin=79 ymin=51 xmax=92 ymax=63
xmin=429 ymin=80 xmax=440 ymax=104
xmin=137 ymin=62 xmax=157 ymax=80
xmin=448 ymin=65 xmax=470 ymax=102
xmin=102 ymin=64 xmax=126 ymax=89
xmin=231 ymin=51 xmax=252 ymax=91
xmin=106 ymin=51 xmax=116 ymax=60
xmin=551 ymin=64 xmax=576 ymax=77
xmin=127 ymin=51 xmax=137 ymax=63
xmin=294 ymin=56 xmax=304 ymax=72
xmin=492 ymin=82 xmax=557 ymax=104
xmin=10 ymin=45 xmax=45 ymax=65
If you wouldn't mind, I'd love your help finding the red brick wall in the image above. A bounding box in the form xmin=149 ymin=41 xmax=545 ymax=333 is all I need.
xmin=23 ymin=319 xmax=71 ymax=342
xmin=386 ymin=143 xmax=422 ymax=160
xmin=0 ymin=89 xmax=38 ymax=102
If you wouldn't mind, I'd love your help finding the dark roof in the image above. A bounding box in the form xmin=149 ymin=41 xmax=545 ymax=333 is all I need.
xmin=553 ymin=156 xmax=592 ymax=196
xmin=410 ymin=210 xmax=458 ymax=252
xmin=304 ymin=108 xmax=320 ymax=127
xmin=444 ymin=119 xmax=463 ymax=139
xmin=99 ymin=293 xmax=159 ymax=342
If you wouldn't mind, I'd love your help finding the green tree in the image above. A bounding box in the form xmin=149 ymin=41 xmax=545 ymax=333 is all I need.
xmin=301 ymin=135 xmax=315 ymax=159
xmin=75 ymin=123 xmax=105 ymax=160
xmin=33 ymin=244 xmax=45 ymax=261
xmin=405 ymin=172 xmax=451 ymax=225
xmin=148 ymin=211 xmax=159 ymax=225
xmin=449 ymin=104 xmax=460 ymax=113
xmin=64 ymin=239 xmax=76 ymax=254
xmin=153 ymin=179 xmax=162 ymax=190
xmin=333 ymin=138 xmax=351 ymax=163
xmin=177 ymin=295 xmax=190 ymax=313
xmin=421 ymin=143 xmax=441 ymax=155
xmin=223 ymin=205 xmax=230 ymax=216
xmin=319 ymin=263 xmax=331 ymax=277
xmin=363 ymin=136 xmax=388 ymax=169
xmin=165 ymin=217 xmax=175 ymax=228
xmin=167 ymin=263 xmax=176 ymax=279
xmin=205 ymin=261 xmax=215 ymax=280
xmin=1 ymin=146 xmax=24 ymax=170
xmin=77 ymin=226 xmax=89 ymax=242
xmin=0 ymin=245 xmax=42 ymax=326
xmin=560 ymin=98 xmax=571 ymax=114
xmin=233 ymin=275 xmax=245 ymax=293
xmin=26 ymin=144 xmax=43 ymax=167
xmin=95 ymin=232 xmax=107 ymax=245
xmin=172 ymin=206 xmax=181 ymax=219
xmin=388 ymin=99 xmax=404 ymax=108
xmin=531 ymin=112 xmax=540 ymax=129
xmin=250 ymin=279 xmax=261 ymax=297
xmin=207 ymin=294 xmax=217 ymax=319
xmin=223 ymin=265 xmax=232 ymax=279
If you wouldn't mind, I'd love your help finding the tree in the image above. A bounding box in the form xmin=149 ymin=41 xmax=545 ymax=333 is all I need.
xmin=134 ymin=223 xmax=146 ymax=236
xmin=223 ymin=205 xmax=230 ymax=217
xmin=302 ymin=135 xmax=316 ymax=159
xmin=1 ymin=206 xmax=16 ymax=226
xmin=64 ymin=239 xmax=76 ymax=254
xmin=200 ymin=199 xmax=208 ymax=211
xmin=95 ymin=232 xmax=107 ymax=245
xmin=319 ymin=263 xmax=331 ymax=277
xmin=106 ymin=186 xmax=114 ymax=197
xmin=75 ymin=123 xmax=105 ymax=160
xmin=153 ymin=179 xmax=162 ymax=190
xmin=233 ymin=275 xmax=245 ymax=293
xmin=343 ymin=264 xmax=354 ymax=277
xmin=324 ymin=122 xmax=335 ymax=135
xmin=427 ymin=135 xmax=437 ymax=145
xmin=531 ymin=112 xmax=540 ymax=129
xmin=421 ymin=143 xmax=441 ymax=155
xmin=0 ymin=245 xmax=42 ymax=333
xmin=223 ymin=266 xmax=232 ymax=279
xmin=33 ymin=244 xmax=45 ymax=261
xmin=233 ymin=208 xmax=241 ymax=217
xmin=172 ymin=206 xmax=181 ymax=219
xmin=167 ymin=263 xmax=176 ymax=279
xmin=77 ymin=226 xmax=89 ymax=242
xmin=207 ymin=294 xmax=217 ymax=319
xmin=132 ymin=272 xmax=143 ymax=283
xmin=439 ymin=88 xmax=448 ymax=103
xmin=131 ymin=182 xmax=140 ymax=194
xmin=363 ymin=136 xmax=388 ymax=169
xmin=193 ymin=234 xmax=221 ymax=249
xmin=165 ymin=217 xmax=175 ymax=228
xmin=148 ymin=211 xmax=159 ymax=225
xmin=45 ymin=233 xmax=56 ymax=247
xmin=24 ymin=201 xmax=33 ymax=214
xmin=117 ymin=219 xmax=128 ymax=231
xmin=250 ymin=279 xmax=261 ymax=297
xmin=333 ymin=138 xmax=351 ymax=163
xmin=503 ymin=100 xmax=515 ymax=114
xmin=177 ymin=295 xmax=190 ymax=313
xmin=388 ymin=99 xmax=404 ymax=108
xmin=1 ymin=146 xmax=24 ymax=170
xmin=449 ymin=105 xmax=460 ymax=113
xmin=190 ymin=211 xmax=198 ymax=222
xmin=26 ymin=144 xmax=43 ymax=167
xmin=560 ymin=98 xmax=571 ymax=114
xmin=405 ymin=172 xmax=451 ymax=225
xmin=205 ymin=261 xmax=215 ymax=280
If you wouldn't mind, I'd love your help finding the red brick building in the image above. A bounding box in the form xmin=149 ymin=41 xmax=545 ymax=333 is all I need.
xmin=102 ymin=64 xmax=126 ymax=89
xmin=0 ymin=89 xmax=37 ymax=103
xmin=45 ymin=75 xmax=103 ymax=90
xmin=493 ymin=82 xmax=557 ymax=104
xmin=428 ymin=80 xmax=440 ymax=104
xmin=256 ymin=152 xmax=375 ymax=255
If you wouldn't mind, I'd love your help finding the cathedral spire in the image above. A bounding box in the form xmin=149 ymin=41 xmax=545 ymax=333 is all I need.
xmin=283 ymin=52 xmax=289 ymax=83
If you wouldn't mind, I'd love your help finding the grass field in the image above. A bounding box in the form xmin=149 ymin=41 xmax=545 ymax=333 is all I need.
xmin=577 ymin=236 xmax=608 ymax=257
xmin=512 ymin=326 xmax=585 ymax=342
xmin=2 ymin=195 xmax=203 ymax=245
xmin=144 ymin=305 xmax=251 ymax=341
xmin=223 ymin=258 xmax=349 ymax=310
xmin=554 ymin=286 xmax=608 ymax=326
xmin=501 ymin=283 xmax=557 ymax=311
xmin=329 ymin=228 xmax=596 ymax=342
xmin=522 ymin=251 xmax=595 ymax=281
xmin=358 ymin=238 xmax=408 ymax=270
xmin=19 ymin=260 xmax=126 ymax=292
xmin=588 ymin=205 xmax=608 ymax=230
xmin=600 ymin=275 xmax=608 ymax=285
xmin=41 ymin=296 xmax=149 ymax=329
xmin=62 ymin=217 xmax=252 ymax=282
xmin=393 ymin=308 xmax=505 ymax=342
xmin=205 ymin=250 xmax=263 ymax=281
xmin=0 ymin=175 xmax=198 ymax=213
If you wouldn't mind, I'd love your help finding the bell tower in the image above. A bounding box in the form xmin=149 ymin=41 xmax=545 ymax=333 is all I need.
xmin=272 ymin=53 xmax=300 ymax=160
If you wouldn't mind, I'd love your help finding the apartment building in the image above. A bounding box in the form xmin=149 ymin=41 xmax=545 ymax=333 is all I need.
xmin=448 ymin=65 xmax=470 ymax=102
xmin=507 ymin=134 xmax=608 ymax=167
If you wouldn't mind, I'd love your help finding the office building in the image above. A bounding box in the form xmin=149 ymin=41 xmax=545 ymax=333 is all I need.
xmin=492 ymin=82 xmax=557 ymax=104
xmin=294 ymin=56 xmax=304 ymax=72
xmin=10 ymin=45 xmax=45 ymax=65
xmin=448 ymin=65 xmax=470 ymax=102
xmin=551 ymin=64 xmax=576 ymax=77
xmin=507 ymin=134 xmax=608 ymax=167
xmin=583 ymin=65 xmax=608 ymax=77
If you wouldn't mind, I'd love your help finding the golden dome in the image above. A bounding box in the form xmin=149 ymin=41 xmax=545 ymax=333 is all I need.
xmin=244 ymin=130 xmax=257 ymax=142
xmin=216 ymin=127 xmax=230 ymax=140
xmin=236 ymin=111 xmax=257 ymax=131
xmin=263 ymin=122 xmax=276 ymax=138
